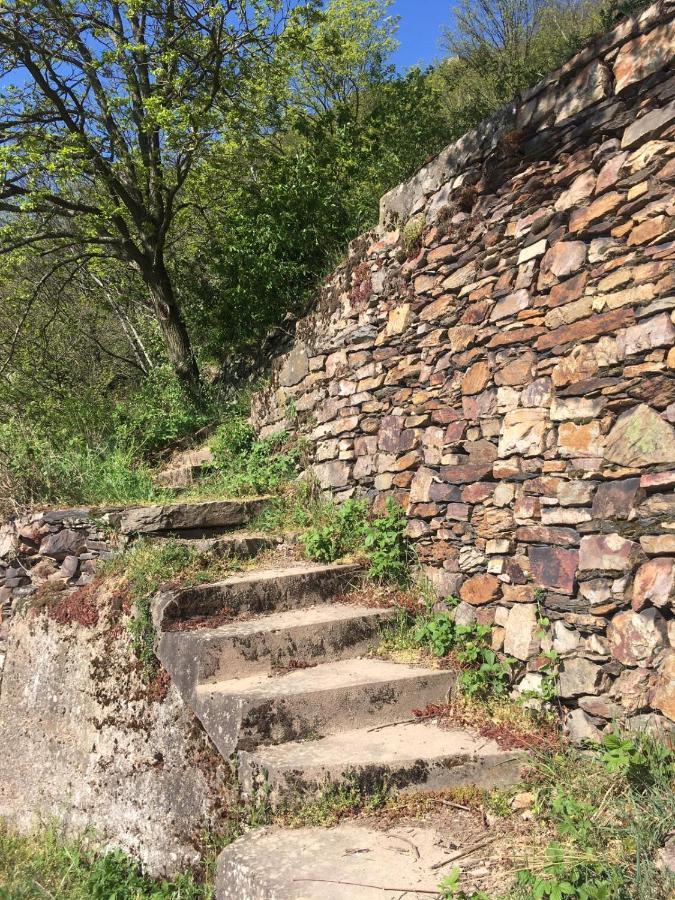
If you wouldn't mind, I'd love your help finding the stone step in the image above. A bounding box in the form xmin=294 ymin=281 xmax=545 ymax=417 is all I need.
xmin=169 ymin=531 xmax=281 ymax=558
xmin=159 ymin=603 xmax=394 ymax=688
xmin=154 ymin=447 xmax=214 ymax=488
xmin=216 ymin=823 xmax=456 ymax=899
xmin=153 ymin=562 xmax=361 ymax=629
xmin=118 ymin=498 xmax=271 ymax=536
xmin=192 ymin=658 xmax=456 ymax=758
xmin=239 ymin=720 xmax=526 ymax=807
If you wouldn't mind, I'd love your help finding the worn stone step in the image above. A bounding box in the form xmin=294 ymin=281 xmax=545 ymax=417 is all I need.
xmin=216 ymin=823 xmax=454 ymax=899
xmin=193 ymin=658 xmax=456 ymax=758
xmin=153 ymin=562 xmax=361 ymax=629
xmin=118 ymin=498 xmax=271 ymax=536
xmin=159 ymin=603 xmax=394 ymax=689
xmin=172 ymin=531 xmax=281 ymax=558
xmin=239 ymin=719 xmax=526 ymax=806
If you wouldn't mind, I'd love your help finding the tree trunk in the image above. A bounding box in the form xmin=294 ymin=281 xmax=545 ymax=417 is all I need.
xmin=146 ymin=263 xmax=201 ymax=393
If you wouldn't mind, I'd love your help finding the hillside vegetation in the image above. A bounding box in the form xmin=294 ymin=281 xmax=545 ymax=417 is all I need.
xmin=0 ymin=0 xmax=649 ymax=511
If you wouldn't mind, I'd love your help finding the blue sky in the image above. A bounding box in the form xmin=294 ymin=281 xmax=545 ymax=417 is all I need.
xmin=390 ymin=0 xmax=452 ymax=71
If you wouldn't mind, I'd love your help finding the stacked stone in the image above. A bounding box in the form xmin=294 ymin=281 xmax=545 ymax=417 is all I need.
xmin=0 ymin=509 xmax=116 ymax=676
xmin=251 ymin=1 xmax=675 ymax=736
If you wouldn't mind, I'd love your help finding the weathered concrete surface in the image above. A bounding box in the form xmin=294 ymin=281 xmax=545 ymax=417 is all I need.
xmin=153 ymin=562 xmax=362 ymax=628
xmin=194 ymin=658 xmax=456 ymax=758
xmin=216 ymin=823 xmax=452 ymax=899
xmin=119 ymin=498 xmax=271 ymax=535
xmin=0 ymin=610 xmax=230 ymax=875
xmin=239 ymin=719 xmax=526 ymax=807
xmin=160 ymin=602 xmax=394 ymax=684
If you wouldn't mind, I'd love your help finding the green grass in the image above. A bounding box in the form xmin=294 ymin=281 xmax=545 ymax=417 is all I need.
xmin=103 ymin=538 xmax=242 ymax=679
xmin=0 ymin=824 xmax=211 ymax=899
xmin=509 ymin=732 xmax=675 ymax=900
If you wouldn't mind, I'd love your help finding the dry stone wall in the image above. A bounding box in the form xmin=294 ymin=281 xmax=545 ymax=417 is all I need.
xmin=0 ymin=509 xmax=118 ymax=680
xmin=252 ymin=1 xmax=675 ymax=738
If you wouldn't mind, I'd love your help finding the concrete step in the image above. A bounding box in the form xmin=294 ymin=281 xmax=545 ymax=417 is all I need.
xmin=153 ymin=562 xmax=362 ymax=629
xmin=118 ymin=498 xmax=271 ymax=536
xmin=193 ymin=658 xmax=456 ymax=757
xmin=216 ymin=823 xmax=455 ymax=899
xmin=159 ymin=603 xmax=394 ymax=688
xmin=239 ymin=719 xmax=526 ymax=807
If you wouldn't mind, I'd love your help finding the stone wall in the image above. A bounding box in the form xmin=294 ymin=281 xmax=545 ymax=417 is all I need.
xmin=0 ymin=509 xmax=118 ymax=679
xmin=252 ymin=1 xmax=675 ymax=738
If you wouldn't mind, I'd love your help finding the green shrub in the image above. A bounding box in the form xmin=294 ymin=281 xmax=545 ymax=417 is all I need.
xmin=300 ymin=498 xmax=368 ymax=562
xmin=195 ymin=428 xmax=303 ymax=498
xmin=362 ymin=499 xmax=412 ymax=585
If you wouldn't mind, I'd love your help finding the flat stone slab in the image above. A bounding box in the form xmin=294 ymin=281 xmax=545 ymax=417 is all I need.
xmin=119 ymin=498 xmax=271 ymax=535
xmin=239 ymin=720 xmax=525 ymax=804
xmin=216 ymin=823 xmax=452 ymax=899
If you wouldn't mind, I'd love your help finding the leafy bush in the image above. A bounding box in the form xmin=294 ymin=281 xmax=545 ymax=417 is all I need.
xmin=362 ymin=499 xmax=412 ymax=585
xmin=414 ymin=613 xmax=515 ymax=699
xmin=300 ymin=497 xmax=412 ymax=584
xmin=300 ymin=498 xmax=368 ymax=562
xmin=0 ymin=419 xmax=163 ymax=510
xmin=198 ymin=428 xmax=304 ymax=498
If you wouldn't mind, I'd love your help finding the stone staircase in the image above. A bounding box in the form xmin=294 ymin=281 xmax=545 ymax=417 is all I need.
xmin=127 ymin=498 xmax=528 ymax=898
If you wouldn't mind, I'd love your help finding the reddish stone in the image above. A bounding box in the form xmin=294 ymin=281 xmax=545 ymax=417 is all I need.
xmin=628 ymin=215 xmax=672 ymax=246
xmin=579 ymin=533 xmax=645 ymax=572
xmin=488 ymin=326 xmax=546 ymax=349
xmin=461 ymin=483 xmax=493 ymax=503
xmin=439 ymin=463 xmax=493 ymax=484
xmin=569 ymin=191 xmax=623 ymax=233
xmin=516 ymin=525 xmax=580 ymax=548
xmin=540 ymin=241 xmax=587 ymax=279
xmin=462 ymin=361 xmax=491 ymax=395
xmin=632 ymin=558 xmax=675 ymax=611
xmin=640 ymin=471 xmax=675 ymax=490
xmin=535 ymin=306 xmax=634 ymax=351
xmin=591 ymin=478 xmax=642 ymax=520
xmin=462 ymin=390 xmax=497 ymax=420
xmin=494 ymin=352 xmax=536 ymax=387
xmin=444 ymin=421 xmax=467 ymax=443
xmin=608 ymin=608 xmax=668 ymax=666
xmin=528 ymin=546 xmax=579 ymax=595
xmin=651 ymin=651 xmax=675 ymax=722
xmin=461 ymin=300 xmax=491 ymax=325
xmin=613 ymin=22 xmax=675 ymax=93
xmin=544 ymin=272 xmax=588 ymax=308
xmin=431 ymin=407 xmax=463 ymax=425
xmin=420 ymin=293 xmax=455 ymax=321
xmin=427 ymin=242 xmax=455 ymax=264
xmin=460 ymin=573 xmax=502 ymax=606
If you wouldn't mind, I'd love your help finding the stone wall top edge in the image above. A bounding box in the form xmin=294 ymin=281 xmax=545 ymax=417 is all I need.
xmin=379 ymin=0 xmax=675 ymax=229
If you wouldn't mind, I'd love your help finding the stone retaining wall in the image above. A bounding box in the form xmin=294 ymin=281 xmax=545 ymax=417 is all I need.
xmin=252 ymin=1 xmax=675 ymax=738
xmin=0 ymin=509 xmax=118 ymax=678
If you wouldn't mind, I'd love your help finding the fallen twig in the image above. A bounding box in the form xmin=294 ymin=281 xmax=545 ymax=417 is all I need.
xmin=430 ymin=836 xmax=499 ymax=871
xmin=293 ymin=878 xmax=440 ymax=894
